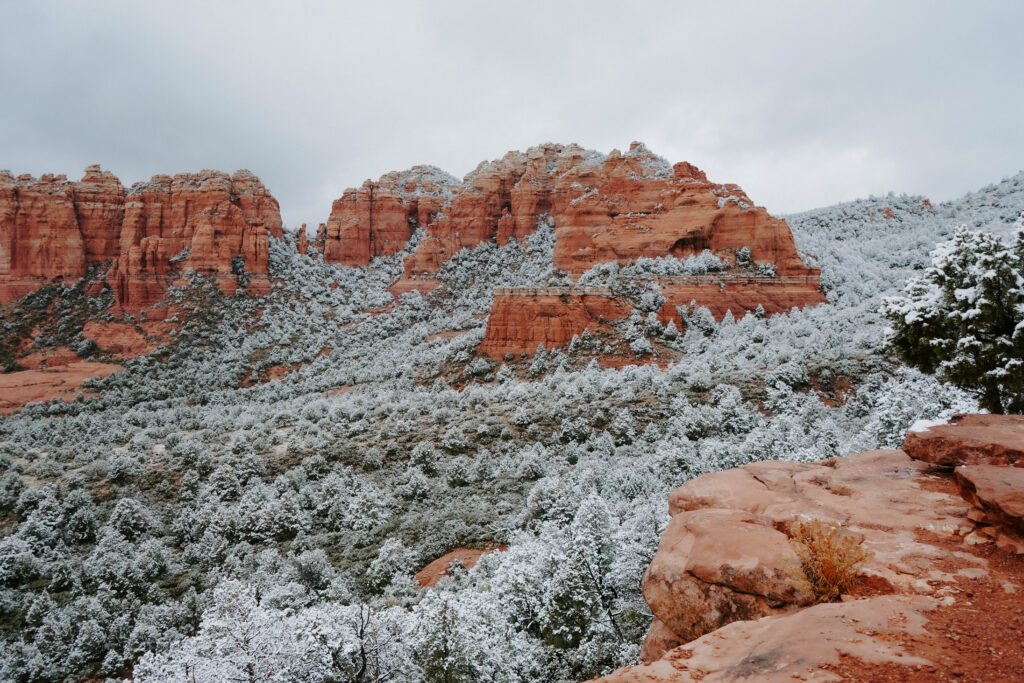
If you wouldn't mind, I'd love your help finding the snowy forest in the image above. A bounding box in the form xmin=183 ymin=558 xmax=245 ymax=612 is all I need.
xmin=1 ymin=172 xmax=1023 ymax=682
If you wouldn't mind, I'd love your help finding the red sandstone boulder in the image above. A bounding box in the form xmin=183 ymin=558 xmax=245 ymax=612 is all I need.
xmin=955 ymin=465 xmax=1024 ymax=534
xmin=598 ymin=417 xmax=1024 ymax=681
xmin=644 ymin=450 xmax=972 ymax=657
xmin=903 ymin=414 xmax=1024 ymax=466
xmin=593 ymin=595 xmax=936 ymax=683
xmin=642 ymin=508 xmax=813 ymax=644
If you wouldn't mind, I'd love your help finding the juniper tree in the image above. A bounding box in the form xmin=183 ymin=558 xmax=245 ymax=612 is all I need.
xmin=882 ymin=223 xmax=1024 ymax=413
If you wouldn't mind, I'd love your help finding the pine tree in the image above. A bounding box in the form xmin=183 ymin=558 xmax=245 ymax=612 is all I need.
xmin=882 ymin=223 xmax=1024 ymax=413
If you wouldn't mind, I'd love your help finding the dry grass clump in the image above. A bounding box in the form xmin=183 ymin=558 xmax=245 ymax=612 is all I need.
xmin=789 ymin=518 xmax=873 ymax=603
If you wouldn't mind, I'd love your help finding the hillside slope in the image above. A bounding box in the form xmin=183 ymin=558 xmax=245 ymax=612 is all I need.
xmin=0 ymin=159 xmax=1021 ymax=681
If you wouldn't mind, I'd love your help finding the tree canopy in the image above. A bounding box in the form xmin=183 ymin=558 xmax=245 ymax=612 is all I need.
xmin=883 ymin=221 xmax=1024 ymax=413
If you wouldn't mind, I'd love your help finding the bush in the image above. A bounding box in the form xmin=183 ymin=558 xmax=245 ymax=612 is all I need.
xmin=788 ymin=518 xmax=871 ymax=603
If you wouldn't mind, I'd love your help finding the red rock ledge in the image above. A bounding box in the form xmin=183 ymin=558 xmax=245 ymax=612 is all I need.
xmin=593 ymin=414 xmax=1024 ymax=682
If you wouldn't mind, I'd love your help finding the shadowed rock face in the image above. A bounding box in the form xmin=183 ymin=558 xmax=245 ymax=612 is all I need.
xmin=0 ymin=166 xmax=283 ymax=312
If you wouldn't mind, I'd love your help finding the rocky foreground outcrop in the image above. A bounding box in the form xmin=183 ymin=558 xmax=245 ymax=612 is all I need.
xmin=594 ymin=414 xmax=1024 ymax=682
xmin=0 ymin=166 xmax=282 ymax=312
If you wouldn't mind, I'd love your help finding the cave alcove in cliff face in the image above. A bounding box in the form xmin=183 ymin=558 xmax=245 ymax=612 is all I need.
xmin=670 ymin=233 xmax=709 ymax=259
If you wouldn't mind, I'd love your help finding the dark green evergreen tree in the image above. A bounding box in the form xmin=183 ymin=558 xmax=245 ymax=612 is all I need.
xmin=882 ymin=223 xmax=1024 ymax=413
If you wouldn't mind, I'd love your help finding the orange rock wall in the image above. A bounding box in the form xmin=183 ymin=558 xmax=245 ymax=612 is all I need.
xmin=113 ymin=169 xmax=282 ymax=311
xmin=314 ymin=142 xmax=818 ymax=283
xmin=0 ymin=171 xmax=87 ymax=302
xmin=0 ymin=166 xmax=283 ymax=310
xmin=479 ymin=277 xmax=825 ymax=357
xmin=656 ymin=276 xmax=826 ymax=327
xmin=322 ymin=166 xmax=456 ymax=266
xmin=479 ymin=289 xmax=631 ymax=357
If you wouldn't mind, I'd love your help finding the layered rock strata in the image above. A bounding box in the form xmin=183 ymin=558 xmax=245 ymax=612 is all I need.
xmin=0 ymin=166 xmax=283 ymax=312
xmin=479 ymin=276 xmax=825 ymax=357
xmin=319 ymin=141 xmax=821 ymax=356
xmin=321 ymin=166 xmax=458 ymax=266
xmin=112 ymin=169 xmax=282 ymax=311
xmin=595 ymin=415 xmax=1024 ymax=681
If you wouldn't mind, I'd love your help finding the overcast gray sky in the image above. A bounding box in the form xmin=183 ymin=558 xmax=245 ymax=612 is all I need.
xmin=2 ymin=1 xmax=1021 ymax=228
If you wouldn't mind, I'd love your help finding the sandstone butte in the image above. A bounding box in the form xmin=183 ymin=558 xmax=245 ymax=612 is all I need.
xmin=592 ymin=414 xmax=1024 ymax=682
xmin=0 ymin=166 xmax=283 ymax=313
xmin=319 ymin=142 xmax=824 ymax=357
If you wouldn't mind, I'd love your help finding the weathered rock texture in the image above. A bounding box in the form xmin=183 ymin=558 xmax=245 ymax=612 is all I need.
xmin=1 ymin=166 xmax=283 ymax=311
xmin=479 ymin=288 xmax=631 ymax=357
xmin=595 ymin=415 xmax=1024 ymax=681
xmin=903 ymin=413 xmax=1024 ymax=466
xmin=322 ymin=166 xmax=458 ymax=266
xmin=307 ymin=141 xmax=822 ymax=357
xmin=113 ymin=169 xmax=282 ymax=311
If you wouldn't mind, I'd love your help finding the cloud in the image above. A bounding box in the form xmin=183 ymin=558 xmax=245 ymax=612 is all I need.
xmin=1 ymin=1 xmax=1021 ymax=227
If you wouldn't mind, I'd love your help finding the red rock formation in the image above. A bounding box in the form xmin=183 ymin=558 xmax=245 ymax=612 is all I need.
xmin=478 ymin=277 xmax=825 ymax=358
xmin=403 ymin=144 xmax=603 ymax=276
xmin=479 ymin=287 xmax=631 ymax=357
xmin=1 ymin=166 xmax=283 ymax=310
xmin=903 ymin=413 xmax=1024 ymax=466
xmin=0 ymin=171 xmax=86 ymax=302
xmin=297 ymin=224 xmax=309 ymax=254
xmin=550 ymin=144 xmax=815 ymax=278
xmin=322 ymin=166 xmax=458 ymax=266
xmin=656 ymin=275 xmax=825 ymax=326
xmin=393 ymin=142 xmax=817 ymax=280
xmin=311 ymin=142 xmax=821 ymax=357
xmin=594 ymin=416 xmax=1024 ymax=682
xmin=112 ymin=169 xmax=282 ymax=311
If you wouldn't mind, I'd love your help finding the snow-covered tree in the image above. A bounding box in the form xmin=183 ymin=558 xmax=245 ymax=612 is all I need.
xmin=883 ymin=222 xmax=1024 ymax=413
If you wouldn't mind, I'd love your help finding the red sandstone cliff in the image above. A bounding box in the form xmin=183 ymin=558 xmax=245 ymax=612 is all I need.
xmin=0 ymin=166 xmax=283 ymax=311
xmin=113 ymin=169 xmax=282 ymax=311
xmin=0 ymin=171 xmax=88 ymax=302
xmin=378 ymin=142 xmax=815 ymax=280
xmin=321 ymin=166 xmax=458 ymax=266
